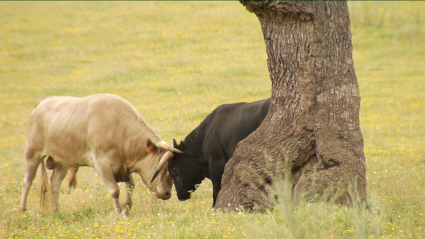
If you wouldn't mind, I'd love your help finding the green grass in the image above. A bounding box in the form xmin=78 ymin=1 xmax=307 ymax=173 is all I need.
xmin=0 ymin=1 xmax=424 ymax=238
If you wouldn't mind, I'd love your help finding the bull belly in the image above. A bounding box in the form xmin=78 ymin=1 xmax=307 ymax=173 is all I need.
xmin=42 ymin=149 xmax=94 ymax=168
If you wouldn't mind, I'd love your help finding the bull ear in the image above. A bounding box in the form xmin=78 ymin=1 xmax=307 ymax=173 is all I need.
xmin=179 ymin=140 xmax=185 ymax=151
xmin=173 ymin=138 xmax=185 ymax=151
xmin=146 ymin=139 xmax=159 ymax=153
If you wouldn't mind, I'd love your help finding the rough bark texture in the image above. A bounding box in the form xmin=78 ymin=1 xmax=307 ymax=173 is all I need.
xmin=215 ymin=1 xmax=367 ymax=211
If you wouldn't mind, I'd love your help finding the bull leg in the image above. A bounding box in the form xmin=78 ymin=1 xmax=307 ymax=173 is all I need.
xmin=209 ymin=156 xmax=226 ymax=208
xmin=20 ymin=153 xmax=42 ymax=212
xmin=122 ymin=174 xmax=135 ymax=215
xmin=67 ymin=167 xmax=79 ymax=191
xmin=123 ymin=174 xmax=135 ymax=209
xmin=50 ymin=163 xmax=68 ymax=213
xmin=94 ymin=160 xmax=122 ymax=213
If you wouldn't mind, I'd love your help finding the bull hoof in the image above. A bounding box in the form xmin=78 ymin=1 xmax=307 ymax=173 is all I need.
xmin=122 ymin=206 xmax=131 ymax=217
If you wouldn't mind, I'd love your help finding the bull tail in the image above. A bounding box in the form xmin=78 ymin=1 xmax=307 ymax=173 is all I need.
xmin=39 ymin=156 xmax=49 ymax=209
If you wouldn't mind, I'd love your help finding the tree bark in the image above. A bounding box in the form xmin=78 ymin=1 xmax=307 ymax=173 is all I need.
xmin=215 ymin=1 xmax=366 ymax=211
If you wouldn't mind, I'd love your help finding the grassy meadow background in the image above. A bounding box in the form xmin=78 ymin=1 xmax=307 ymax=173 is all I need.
xmin=0 ymin=1 xmax=424 ymax=238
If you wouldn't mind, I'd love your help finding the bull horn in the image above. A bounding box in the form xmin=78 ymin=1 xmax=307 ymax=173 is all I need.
xmin=151 ymin=151 xmax=174 ymax=183
xmin=158 ymin=141 xmax=183 ymax=154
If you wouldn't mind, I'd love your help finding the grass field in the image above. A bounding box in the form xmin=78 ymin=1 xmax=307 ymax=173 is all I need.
xmin=0 ymin=2 xmax=424 ymax=238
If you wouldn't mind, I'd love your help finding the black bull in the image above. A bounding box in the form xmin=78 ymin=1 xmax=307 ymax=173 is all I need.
xmin=168 ymin=98 xmax=270 ymax=207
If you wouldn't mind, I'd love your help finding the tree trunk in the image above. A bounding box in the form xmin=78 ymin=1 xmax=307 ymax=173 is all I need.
xmin=215 ymin=1 xmax=366 ymax=211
